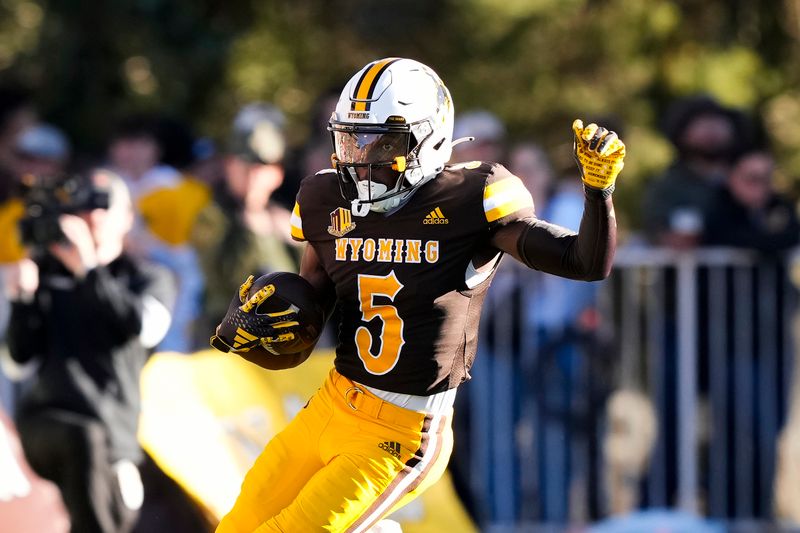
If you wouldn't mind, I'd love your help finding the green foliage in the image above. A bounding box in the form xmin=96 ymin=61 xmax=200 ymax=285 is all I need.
xmin=2 ymin=0 xmax=800 ymax=228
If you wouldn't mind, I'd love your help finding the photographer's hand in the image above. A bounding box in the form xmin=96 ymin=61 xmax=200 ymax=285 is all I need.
xmin=48 ymin=214 xmax=98 ymax=278
xmin=1 ymin=258 xmax=39 ymax=301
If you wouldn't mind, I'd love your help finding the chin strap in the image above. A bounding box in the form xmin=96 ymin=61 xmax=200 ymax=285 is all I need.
xmin=349 ymin=173 xmax=414 ymax=217
xmin=351 ymin=199 xmax=371 ymax=217
xmin=342 ymin=154 xmax=434 ymax=217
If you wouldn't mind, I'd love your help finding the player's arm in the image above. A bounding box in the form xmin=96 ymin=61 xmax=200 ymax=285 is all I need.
xmin=490 ymin=120 xmax=623 ymax=281
xmin=291 ymin=190 xmax=336 ymax=320
xmin=298 ymin=242 xmax=336 ymax=315
xmin=491 ymin=190 xmax=616 ymax=281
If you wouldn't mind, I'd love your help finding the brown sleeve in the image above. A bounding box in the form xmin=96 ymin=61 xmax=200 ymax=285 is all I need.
xmin=299 ymin=243 xmax=337 ymax=318
xmin=492 ymin=187 xmax=616 ymax=281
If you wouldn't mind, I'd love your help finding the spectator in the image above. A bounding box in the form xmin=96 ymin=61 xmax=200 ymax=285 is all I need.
xmin=15 ymin=122 xmax=71 ymax=178
xmin=700 ymin=149 xmax=799 ymax=519
xmin=191 ymin=103 xmax=300 ymax=343
xmin=0 ymin=120 xmax=70 ymax=378
xmin=0 ymin=85 xmax=36 ymax=412
xmin=188 ymin=136 xmax=225 ymax=189
xmin=108 ymin=114 xmax=208 ymax=352
xmin=508 ymin=141 xmax=554 ymax=213
xmin=0 ymin=86 xmax=35 ymax=264
xmin=293 ymin=89 xmax=341 ymax=186
xmin=704 ymin=149 xmax=800 ymax=253
xmin=107 ymin=115 xmax=162 ymax=186
xmin=1 ymin=170 xmax=175 ymax=532
xmin=642 ymin=95 xmax=742 ymax=248
xmin=643 ymin=101 xmax=762 ymax=511
xmin=452 ymin=109 xmax=506 ymax=164
xmin=0 ymin=85 xmax=35 ymax=202
xmin=278 ymin=87 xmax=341 ymax=208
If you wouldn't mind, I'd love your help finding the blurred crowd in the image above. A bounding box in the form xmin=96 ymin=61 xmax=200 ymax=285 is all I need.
xmin=0 ymin=86 xmax=310 ymax=531
xmin=1 ymin=82 xmax=799 ymax=532
xmin=642 ymin=95 xmax=799 ymax=253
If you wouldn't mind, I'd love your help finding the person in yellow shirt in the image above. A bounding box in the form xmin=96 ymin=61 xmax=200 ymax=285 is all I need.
xmin=107 ymin=115 xmax=210 ymax=352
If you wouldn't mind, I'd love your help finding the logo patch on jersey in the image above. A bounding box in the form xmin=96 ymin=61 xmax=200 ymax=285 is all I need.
xmin=423 ymin=207 xmax=449 ymax=224
xmin=379 ymin=441 xmax=402 ymax=459
xmin=328 ymin=207 xmax=357 ymax=237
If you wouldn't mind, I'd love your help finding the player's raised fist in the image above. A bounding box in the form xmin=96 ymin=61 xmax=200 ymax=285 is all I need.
xmin=572 ymin=119 xmax=625 ymax=191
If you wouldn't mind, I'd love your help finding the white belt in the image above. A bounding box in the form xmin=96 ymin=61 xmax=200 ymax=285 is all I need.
xmin=361 ymin=384 xmax=457 ymax=415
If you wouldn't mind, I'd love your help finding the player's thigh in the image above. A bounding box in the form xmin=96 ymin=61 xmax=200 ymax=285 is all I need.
xmin=259 ymin=452 xmax=403 ymax=533
xmin=217 ymin=401 xmax=327 ymax=533
xmin=384 ymin=417 xmax=454 ymax=516
xmin=261 ymin=413 xmax=453 ymax=532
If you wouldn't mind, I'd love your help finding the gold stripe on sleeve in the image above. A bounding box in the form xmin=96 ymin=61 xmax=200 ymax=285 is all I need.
xmin=485 ymin=196 xmax=533 ymax=223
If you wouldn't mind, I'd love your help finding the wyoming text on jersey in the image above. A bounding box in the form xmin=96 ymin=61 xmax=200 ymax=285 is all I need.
xmin=334 ymin=238 xmax=440 ymax=263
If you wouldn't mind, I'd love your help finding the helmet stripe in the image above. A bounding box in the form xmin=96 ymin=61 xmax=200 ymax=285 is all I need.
xmin=352 ymin=58 xmax=401 ymax=111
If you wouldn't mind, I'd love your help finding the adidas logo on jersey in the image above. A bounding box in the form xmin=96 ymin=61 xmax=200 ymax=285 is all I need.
xmin=423 ymin=207 xmax=449 ymax=224
xmin=378 ymin=441 xmax=402 ymax=459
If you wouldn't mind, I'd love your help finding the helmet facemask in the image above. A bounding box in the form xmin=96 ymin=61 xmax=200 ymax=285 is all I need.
xmin=330 ymin=121 xmax=429 ymax=215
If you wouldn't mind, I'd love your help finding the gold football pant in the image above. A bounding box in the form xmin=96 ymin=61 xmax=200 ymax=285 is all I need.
xmin=216 ymin=368 xmax=454 ymax=533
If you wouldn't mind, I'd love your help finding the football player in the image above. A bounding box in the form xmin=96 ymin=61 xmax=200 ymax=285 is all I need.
xmin=213 ymin=57 xmax=624 ymax=532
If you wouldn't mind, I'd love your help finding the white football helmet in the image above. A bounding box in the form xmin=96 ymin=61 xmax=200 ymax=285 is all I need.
xmin=329 ymin=58 xmax=454 ymax=214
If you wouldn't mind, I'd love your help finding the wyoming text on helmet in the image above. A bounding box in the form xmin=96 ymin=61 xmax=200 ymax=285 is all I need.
xmin=328 ymin=58 xmax=454 ymax=215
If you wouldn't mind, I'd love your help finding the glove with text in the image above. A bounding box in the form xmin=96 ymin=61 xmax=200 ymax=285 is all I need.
xmin=572 ymin=119 xmax=626 ymax=191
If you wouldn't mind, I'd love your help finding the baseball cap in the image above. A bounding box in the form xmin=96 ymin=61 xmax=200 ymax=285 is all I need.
xmin=453 ymin=110 xmax=506 ymax=144
xmin=228 ymin=103 xmax=286 ymax=165
xmin=16 ymin=123 xmax=71 ymax=161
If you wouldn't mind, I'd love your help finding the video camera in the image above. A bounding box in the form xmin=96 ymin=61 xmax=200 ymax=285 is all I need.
xmin=18 ymin=173 xmax=110 ymax=247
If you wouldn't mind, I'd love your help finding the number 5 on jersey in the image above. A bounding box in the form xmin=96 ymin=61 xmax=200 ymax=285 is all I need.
xmin=356 ymin=271 xmax=406 ymax=375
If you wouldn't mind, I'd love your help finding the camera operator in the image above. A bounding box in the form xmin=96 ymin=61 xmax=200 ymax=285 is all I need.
xmin=1 ymin=169 xmax=175 ymax=533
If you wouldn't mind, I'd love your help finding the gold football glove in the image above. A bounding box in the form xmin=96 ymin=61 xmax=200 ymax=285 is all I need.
xmin=572 ymin=119 xmax=625 ymax=191
xmin=210 ymin=275 xmax=299 ymax=354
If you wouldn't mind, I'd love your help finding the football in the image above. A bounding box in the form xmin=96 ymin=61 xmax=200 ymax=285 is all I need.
xmin=249 ymin=271 xmax=326 ymax=355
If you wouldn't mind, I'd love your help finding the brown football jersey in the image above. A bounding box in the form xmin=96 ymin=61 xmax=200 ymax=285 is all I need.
xmin=290 ymin=162 xmax=534 ymax=395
